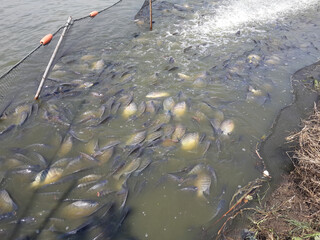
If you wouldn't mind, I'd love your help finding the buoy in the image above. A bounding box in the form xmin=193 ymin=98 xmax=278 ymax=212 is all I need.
xmin=90 ymin=11 xmax=99 ymax=17
xmin=40 ymin=34 xmax=53 ymax=45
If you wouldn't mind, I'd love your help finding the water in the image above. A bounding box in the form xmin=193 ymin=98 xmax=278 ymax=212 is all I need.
xmin=0 ymin=0 xmax=320 ymax=239
xmin=0 ymin=0 xmax=117 ymax=76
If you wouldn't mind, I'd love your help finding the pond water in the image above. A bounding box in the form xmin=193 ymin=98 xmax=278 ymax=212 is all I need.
xmin=0 ymin=0 xmax=320 ymax=239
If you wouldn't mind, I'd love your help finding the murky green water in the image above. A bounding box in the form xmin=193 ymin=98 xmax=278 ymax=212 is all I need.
xmin=0 ymin=0 xmax=320 ymax=239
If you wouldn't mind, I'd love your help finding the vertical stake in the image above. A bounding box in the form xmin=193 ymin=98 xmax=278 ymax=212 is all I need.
xmin=149 ymin=0 xmax=152 ymax=31
xmin=34 ymin=16 xmax=73 ymax=100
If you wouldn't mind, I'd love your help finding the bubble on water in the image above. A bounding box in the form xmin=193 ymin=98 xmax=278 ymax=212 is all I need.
xmin=182 ymin=0 xmax=320 ymax=45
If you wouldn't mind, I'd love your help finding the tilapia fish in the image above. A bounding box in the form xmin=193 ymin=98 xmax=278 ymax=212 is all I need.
xmin=146 ymin=91 xmax=170 ymax=98
xmin=31 ymin=168 xmax=64 ymax=188
xmin=0 ymin=190 xmax=17 ymax=217
xmin=61 ymin=200 xmax=99 ymax=219
xmin=181 ymin=133 xmax=199 ymax=151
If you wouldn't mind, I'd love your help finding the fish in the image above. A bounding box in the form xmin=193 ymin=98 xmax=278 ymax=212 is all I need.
xmin=163 ymin=124 xmax=175 ymax=138
xmin=31 ymin=152 xmax=47 ymax=168
xmin=136 ymin=101 xmax=146 ymax=117
xmin=194 ymin=173 xmax=211 ymax=198
xmin=113 ymin=158 xmax=140 ymax=180
xmin=16 ymin=111 xmax=29 ymax=126
xmin=265 ymin=55 xmax=281 ymax=65
xmin=119 ymin=73 xmax=134 ymax=84
xmin=51 ymin=157 xmax=73 ymax=168
xmin=181 ymin=133 xmax=199 ymax=151
xmin=65 ymin=156 xmax=94 ymax=174
xmin=57 ymin=135 xmax=73 ymax=157
xmin=210 ymin=199 xmax=226 ymax=220
xmin=146 ymin=91 xmax=170 ymax=98
xmin=171 ymin=124 xmax=186 ymax=141
xmin=220 ymin=119 xmax=234 ymax=135
xmin=172 ymin=101 xmax=187 ymax=117
xmin=122 ymin=102 xmax=137 ymax=119
xmin=118 ymin=92 xmax=134 ymax=106
xmin=61 ymin=201 xmax=99 ymax=219
xmin=0 ymin=190 xmax=17 ymax=216
xmin=145 ymin=131 xmax=163 ymax=143
xmin=188 ymin=163 xmax=206 ymax=175
xmin=77 ymin=107 xmax=105 ymax=124
xmin=147 ymin=123 xmax=164 ymax=133
xmin=117 ymin=188 xmax=129 ymax=210
xmin=247 ymin=54 xmax=261 ymax=65
xmin=87 ymin=180 xmax=108 ymax=193
xmin=157 ymin=112 xmax=171 ymax=124
xmin=192 ymin=110 xmax=208 ymax=123
xmin=94 ymin=147 xmax=114 ymax=164
xmin=134 ymin=158 xmax=152 ymax=176
xmin=84 ymin=138 xmax=99 ymax=155
xmin=145 ymin=100 xmax=156 ymax=113
xmin=0 ymin=100 xmax=12 ymax=118
xmin=200 ymin=140 xmax=211 ymax=157
xmin=0 ymin=124 xmax=16 ymax=136
xmin=111 ymin=102 xmax=121 ymax=115
xmin=177 ymin=73 xmax=192 ymax=81
xmin=31 ymin=168 xmax=64 ymax=188
xmin=69 ymin=127 xmax=93 ymax=142
xmin=207 ymin=165 xmax=218 ymax=185
xmin=163 ymin=97 xmax=175 ymax=112
xmin=78 ymin=174 xmax=102 ymax=184
xmin=99 ymin=141 xmax=121 ymax=151
xmin=247 ymin=91 xmax=271 ymax=106
xmin=80 ymin=54 xmax=95 ymax=61
xmin=173 ymin=3 xmax=191 ymax=11
xmin=168 ymin=66 xmax=179 ymax=72
xmin=248 ymin=86 xmax=263 ymax=96
xmin=180 ymin=164 xmax=212 ymax=198
xmin=193 ymin=78 xmax=207 ymax=88
xmin=162 ymin=139 xmax=177 ymax=147
xmin=91 ymin=59 xmax=105 ymax=70
xmin=180 ymin=186 xmax=198 ymax=192
xmin=126 ymin=131 xmax=147 ymax=146
xmin=2 ymin=158 xmax=24 ymax=170
xmin=14 ymin=104 xmax=32 ymax=117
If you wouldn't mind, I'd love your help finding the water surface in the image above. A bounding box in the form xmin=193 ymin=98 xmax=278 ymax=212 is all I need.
xmin=0 ymin=0 xmax=320 ymax=239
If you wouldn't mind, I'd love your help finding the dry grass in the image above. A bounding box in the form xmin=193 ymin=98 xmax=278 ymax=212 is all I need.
xmin=286 ymin=103 xmax=320 ymax=212
xmin=247 ymin=104 xmax=320 ymax=239
xmin=215 ymin=105 xmax=320 ymax=240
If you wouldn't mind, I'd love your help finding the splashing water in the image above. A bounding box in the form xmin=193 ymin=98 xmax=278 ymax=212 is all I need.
xmin=183 ymin=0 xmax=320 ymax=43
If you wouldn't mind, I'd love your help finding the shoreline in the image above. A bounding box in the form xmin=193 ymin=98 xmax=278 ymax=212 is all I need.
xmin=214 ymin=61 xmax=320 ymax=240
xmin=248 ymin=104 xmax=320 ymax=239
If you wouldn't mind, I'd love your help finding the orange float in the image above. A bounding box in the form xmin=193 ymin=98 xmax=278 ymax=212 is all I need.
xmin=90 ymin=11 xmax=99 ymax=17
xmin=40 ymin=34 xmax=53 ymax=45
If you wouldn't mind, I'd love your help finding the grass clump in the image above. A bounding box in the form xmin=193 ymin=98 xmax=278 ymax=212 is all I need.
xmin=247 ymin=104 xmax=320 ymax=240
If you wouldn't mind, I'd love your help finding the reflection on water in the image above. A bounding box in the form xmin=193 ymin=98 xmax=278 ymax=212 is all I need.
xmin=0 ymin=0 xmax=320 ymax=239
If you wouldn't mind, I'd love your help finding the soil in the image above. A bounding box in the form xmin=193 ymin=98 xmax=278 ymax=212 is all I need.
xmin=247 ymin=106 xmax=320 ymax=240
xmin=250 ymin=173 xmax=320 ymax=240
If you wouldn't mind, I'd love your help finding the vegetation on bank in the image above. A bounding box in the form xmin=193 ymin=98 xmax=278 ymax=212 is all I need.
xmin=246 ymin=104 xmax=320 ymax=240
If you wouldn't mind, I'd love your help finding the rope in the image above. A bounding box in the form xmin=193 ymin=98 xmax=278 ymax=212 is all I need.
xmin=74 ymin=0 xmax=123 ymax=22
xmin=0 ymin=45 xmax=41 ymax=79
xmin=0 ymin=0 xmax=123 ymax=80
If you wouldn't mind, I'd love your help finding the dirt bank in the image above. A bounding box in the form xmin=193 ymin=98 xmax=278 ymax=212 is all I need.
xmin=247 ymin=105 xmax=320 ymax=239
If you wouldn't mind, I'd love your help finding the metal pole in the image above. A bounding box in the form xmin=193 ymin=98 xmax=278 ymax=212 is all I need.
xmin=34 ymin=16 xmax=73 ymax=100
xmin=149 ymin=0 xmax=152 ymax=31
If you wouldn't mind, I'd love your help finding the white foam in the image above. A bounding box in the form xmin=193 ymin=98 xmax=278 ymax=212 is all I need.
xmin=183 ymin=0 xmax=319 ymax=42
